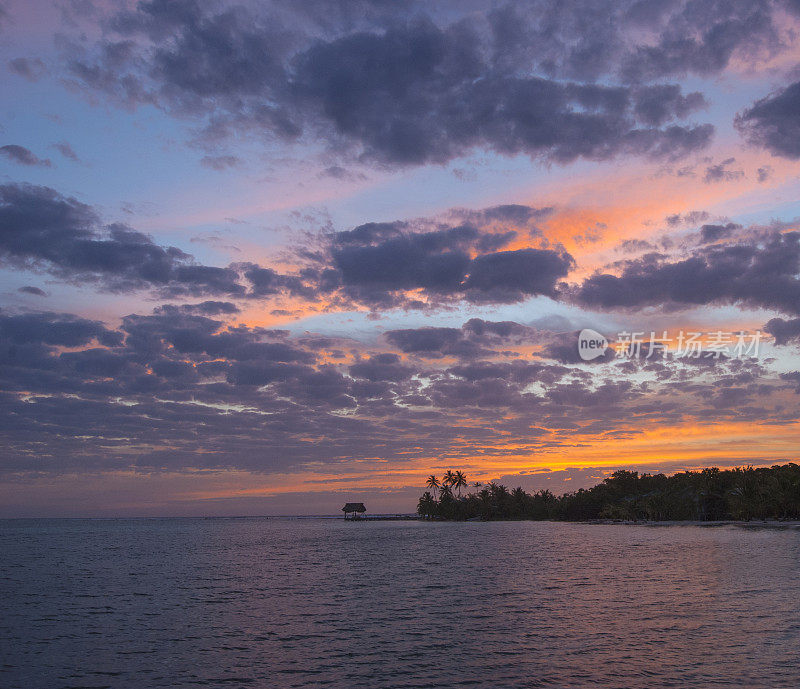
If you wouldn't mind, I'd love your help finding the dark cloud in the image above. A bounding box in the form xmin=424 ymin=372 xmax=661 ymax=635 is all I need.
xmin=764 ymin=317 xmax=800 ymax=345
xmin=52 ymin=142 xmax=79 ymax=162
xmin=381 ymin=318 xmax=546 ymax=360
xmin=348 ymin=353 xmax=414 ymax=382
xmin=239 ymin=263 xmax=316 ymax=298
xmin=0 ymin=145 xmax=51 ymax=167
xmin=703 ymin=157 xmax=744 ymax=183
xmin=120 ymin=311 xmax=309 ymax=364
xmin=463 ymin=248 xmax=573 ymax=303
xmin=330 ymin=218 xmax=573 ymax=307
xmin=633 ymin=84 xmax=706 ymax=125
xmin=292 ymin=20 xmax=712 ymax=165
xmin=331 ymin=223 xmax=472 ymax=301
xmin=383 ymin=318 xmax=549 ymax=362
xmin=0 ymin=185 xmax=329 ymax=302
xmin=0 ymin=307 xmax=792 ymax=478
xmin=320 ymin=165 xmax=367 ymax=181
xmin=17 ymin=285 xmax=47 ymax=297
xmin=385 ymin=327 xmax=475 ymax=358
xmin=8 ymin=57 xmax=47 ymax=81
xmin=57 ymin=0 xmax=732 ymax=168
xmin=468 ymin=204 xmax=552 ymax=225
xmin=0 ymin=311 xmax=121 ymax=347
xmin=0 ymin=184 xmax=574 ymax=309
xmin=736 ymin=80 xmax=800 ymax=158
xmin=541 ymin=332 xmax=615 ymax=364
xmin=448 ymin=359 xmax=565 ymax=386
xmin=0 ymin=183 xmax=250 ymax=297
xmin=575 ymin=230 xmax=800 ymax=315
xmin=461 ymin=318 xmax=531 ymax=340
xmin=153 ymin=301 xmax=240 ymax=316
xmin=619 ymin=1 xmax=776 ymax=82
xmin=698 ymin=223 xmax=740 ymax=244
xmin=617 ymin=238 xmax=655 ymax=253
xmin=666 ymin=210 xmax=710 ymax=227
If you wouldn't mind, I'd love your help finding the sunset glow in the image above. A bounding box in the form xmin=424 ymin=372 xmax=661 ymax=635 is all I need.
xmin=2 ymin=0 xmax=800 ymax=517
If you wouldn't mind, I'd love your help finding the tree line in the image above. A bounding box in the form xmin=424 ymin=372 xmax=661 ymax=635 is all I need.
xmin=417 ymin=464 xmax=800 ymax=521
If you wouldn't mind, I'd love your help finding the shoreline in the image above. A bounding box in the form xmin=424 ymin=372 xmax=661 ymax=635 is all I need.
xmin=588 ymin=518 xmax=800 ymax=529
xmin=409 ymin=517 xmax=800 ymax=529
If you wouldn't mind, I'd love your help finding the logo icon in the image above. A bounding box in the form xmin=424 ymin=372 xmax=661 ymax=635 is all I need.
xmin=578 ymin=328 xmax=608 ymax=361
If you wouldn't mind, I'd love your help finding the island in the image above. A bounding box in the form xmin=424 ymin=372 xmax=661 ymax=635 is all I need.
xmin=418 ymin=464 xmax=800 ymax=521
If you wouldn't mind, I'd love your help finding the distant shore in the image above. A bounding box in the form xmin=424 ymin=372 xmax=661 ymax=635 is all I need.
xmin=417 ymin=465 xmax=800 ymax=523
xmin=345 ymin=515 xmax=800 ymax=528
xmin=587 ymin=518 xmax=800 ymax=529
xmin=346 ymin=514 xmax=420 ymax=521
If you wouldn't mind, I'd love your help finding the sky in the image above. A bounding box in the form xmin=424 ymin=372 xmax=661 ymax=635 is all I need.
xmin=1 ymin=0 xmax=800 ymax=517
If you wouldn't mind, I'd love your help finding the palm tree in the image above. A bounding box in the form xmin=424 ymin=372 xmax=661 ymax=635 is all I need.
xmin=417 ymin=491 xmax=436 ymax=519
xmin=443 ymin=469 xmax=456 ymax=491
xmin=453 ymin=470 xmax=468 ymax=497
xmin=425 ymin=475 xmax=441 ymax=497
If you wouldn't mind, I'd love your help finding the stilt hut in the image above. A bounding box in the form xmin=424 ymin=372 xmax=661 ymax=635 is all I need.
xmin=342 ymin=502 xmax=366 ymax=520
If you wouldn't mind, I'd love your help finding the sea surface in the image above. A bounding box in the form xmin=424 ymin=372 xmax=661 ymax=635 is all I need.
xmin=2 ymin=518 xmax=799 ymax=688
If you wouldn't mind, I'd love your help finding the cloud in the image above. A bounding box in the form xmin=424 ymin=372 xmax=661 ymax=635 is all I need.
xmin=736 ymin=80 xmax=800 ymax=158
xmin=0 ymin=184 xmax=574 ymax=309
xmin=52 ymin=142 xmax=79 ymax=162
xmin=153 ymin=301 xmax=240 ymax=316
xmin=57 ymin=1 xmax=730 ymax=168
xmin=0 ymin=145 xmax=52 ymax=167
xmin=238 ymin=263 xmax=316 ymax=298
xmin=666 ymin=211 xmax=710 ymax=227
xmin=200 ymin=155 xmax=240 ymax=170
xmin=616 ymin=238 xmax=655 ymax=253
xmin=0 ymin=311 xmax=121 ymax=347
xmin=385 ymin=327 xmax=480 ymax=358
xmin=8 ymin=57 xmax=47 ymax=81
xmin=461 ymin=318 xmax=532 ymax=341
xmin=0 ymin=183 xmax=248 ymax=297
xmin=349 ymin=353 xmax=414 ymax=382
xmin=703 ymin=158 xmax=744 ymax=184
xmin=17 ymin=285 xmax=47 ymax=296
xmin=462 ymin=248 xmax=573 ymax=303
xmin=575 ymin=229 xmax=800 ymax=315
xmin=5 ymin=181 xmax=799 ymax=327
xmin=757 ymin=165 xmax=773 ymax=182
xmin=320 ymin=165 xmax=367 ymax=182
xmin=382 ymin=318 xmax=543 ymax=359
xmin=698 ymin=223 xmax=740 ymax=244
xmin=329 ymin=216 xmax=573 ymax=307
xmin=331 ymin=223 xmax=472 ymax=299
xmin=764 ymin=317 xmax=800 ymax=345
xmin=632 ymin=84 xmax=707 ymax=125
xmin=292 ymin=21 xmax=713 ymax=165
xmin=541 ymin=332 xmax=616 ymax=364
xmin=619 ymin=1 xmax=777 ymax=81
xmin=0 ymin=305 xmax=792 ymax=479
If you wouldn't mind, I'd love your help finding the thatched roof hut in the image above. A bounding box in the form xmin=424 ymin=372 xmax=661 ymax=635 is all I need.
xmin=342 ymin=502 xmax=366 ymax=519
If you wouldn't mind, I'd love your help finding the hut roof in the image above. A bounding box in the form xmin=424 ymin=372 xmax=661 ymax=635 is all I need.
xmin=342 ymin=502 xmax=366 ymax=513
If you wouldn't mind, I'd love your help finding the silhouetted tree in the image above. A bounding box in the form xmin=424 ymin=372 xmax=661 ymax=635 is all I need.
xmin=426 ymin=475 xmax=441 ymax=498
xmin=417 ymin=464 xmax=800 ymax=522
xmin=453 ymin=470 xmax=468 ymax=497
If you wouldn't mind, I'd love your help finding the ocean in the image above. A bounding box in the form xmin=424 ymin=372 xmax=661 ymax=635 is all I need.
xmin=2 ymin=518 xmax=799 ymax=688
